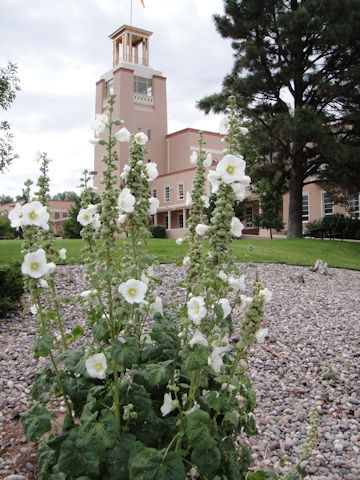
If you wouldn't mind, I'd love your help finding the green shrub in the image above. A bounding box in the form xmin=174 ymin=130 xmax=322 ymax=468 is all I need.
xmin=149 ymin=224 xmax=166 ymax=238
xmin=321 ymin=214 xmax=360 ymax=239
xmin=0 ymin=263 xmax=24 ymax=316
xmin=0 ymin=214 xmax=17 ymax=239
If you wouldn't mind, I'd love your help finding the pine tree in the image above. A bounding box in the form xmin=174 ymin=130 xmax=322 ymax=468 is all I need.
xmin=198 ymin=0 xmax=360 ymax=237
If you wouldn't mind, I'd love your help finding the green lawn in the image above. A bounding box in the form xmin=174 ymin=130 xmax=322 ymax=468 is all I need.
xmin=1 ymin=237 xmax=359 ymax=270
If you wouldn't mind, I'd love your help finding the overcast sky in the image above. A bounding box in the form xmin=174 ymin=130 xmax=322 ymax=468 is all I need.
xmin=0 ymin=0 xmax=234 ymax=199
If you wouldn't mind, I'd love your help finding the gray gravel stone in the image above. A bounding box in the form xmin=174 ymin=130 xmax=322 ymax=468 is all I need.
xmin=0 ymin=263 xmax=359 ymax=479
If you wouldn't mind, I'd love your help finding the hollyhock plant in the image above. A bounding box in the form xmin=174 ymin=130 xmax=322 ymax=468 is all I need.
xmin=20 ymin=94 xmax=313 ymax=480
xmin=92 ymin=113 xmax=108 ymax=136
xmin=190 ymin=151 xmax=198 ymax=164
xmin=230 ymin=216 xmax=244 ymax=237
xmin=195 ymin=223 xmax=209 ymax=236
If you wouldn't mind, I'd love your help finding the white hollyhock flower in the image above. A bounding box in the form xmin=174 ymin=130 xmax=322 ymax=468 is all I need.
xmin=240 ymin=294 xmax=252 ymax=310
xmin=80 ymin=289 xmax=97 ymax=298
xmin=217 ymin=270 xmax=228 ymax=281
xmin=140 ymin=333 xmax=152 ymax=344
xmin=30 ymin=304 xmax=39 ymax=315
xmin=259 ymin=288 xmax=272 ymax=303
xmin=201 ymin=195 xmax=210 ymax=208
xmin=118 ymin=279 xmax=147 ymax=304
xmin=230 ymin=217 xmax=244 ymax=237
xmin=217 ymin=298 xmax=231 ymax=318
xmin=115 ymin=127 xmax=131 ymax=142
xmin=117 ymin=188 xmax=136 ymax=213
xmin=39 ymin=279 xmax=49 ymax=288
xmin=22 ymin=201 xmax=49 ymax=230
xmin=59 ymin=248 xmax=67 ymax=260
xmin=89 ymin=138 xmax=102 ymax=145
xmin=187 ymin=296 xmax=207 ymax=325
xmin=216 ymin=154 xmax=246 ymax=184
xmin=183 ymin=256 xmax=191 ymax=266
xmin=134 ymin=132 xmax=148 ymax=145
xmin=8 ymin=203 xmax=22 ymax=229
xmin=238 ymin=174 xmax=251 ymax=186
xmin=21 ymin=248 xmax=48 ymax=278
xmin=120 ymin=164 xmax=131 ymax=180
xmin=145 ymin=162 xmax=158 ymax=181
xmin=208 ymin=347 xmax=224 ymax=373
xmin=149 ymin=197 xmax=159 ymax=215
xmin=203 ymin=153 xmax=212 ymax=167
xmin=239 ymin=126 xmax=249 ymax=135
xmin=86 ymin=353 xmax=107 ymax=379
xmin=232 ymin=182 xmax=247 ymax=201
xmin=46 ymin=262 xmax=56 ymax=274
xmin=195 ymin=224 xmax=209 ymax=236
xmin=185 ymin=191 xmax=192 ymax=206
xmin=77 ymin=208 xmax=94 ymax=226
xmin=118 ymin=214 xmax=128 ymax=224
xmin=219 ymin=116 xmax=230 ymax=134
xmin=208 ymin=170 xmax=220 ymax=194
xmin=160 ymin=392 xmax=173 ymax=417
xmin=92 ymin=114 xmax=108 ymax=136
xmin=189 ymin=467 xmax=198 ymax=479
xmin=189 ymin=329 xmax=208 ymax=348
xmin=92 ymin=213 xmax=101 ymax=230
xmin=190 ymin=151 xmax=198 ymax=165
xmin=149 ymin=297 xmax=163 ymax=317
xmin=229 ymin=274 xmax=246 ymax=292
xmin=255 ymin=328 xmax=269 ymax=344
xmin=176 ymin=237 xmax=184 ymax=246
xmin=34 ymin=150 xmax=42 ymax=162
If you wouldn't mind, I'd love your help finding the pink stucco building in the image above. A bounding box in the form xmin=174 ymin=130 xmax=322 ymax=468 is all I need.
xmin=93 ymin=25 xmax=359 ymax=237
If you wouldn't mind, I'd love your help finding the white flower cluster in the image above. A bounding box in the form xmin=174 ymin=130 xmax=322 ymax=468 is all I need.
xmin=77 ymin=204 xmax=101 ymax=229
xmin=8 ymin=201 xmax=50 ymax=231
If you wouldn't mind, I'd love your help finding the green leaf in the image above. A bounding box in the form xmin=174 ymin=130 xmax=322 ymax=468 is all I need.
xmin=133 ymin=360 xmax=173 ymax=387
xmin=296 ymin=465 xmax=308 ymax=478
xmin=92 ymin=315 xmax=109 ymax=342
xmin=83 ymin=409 xmax=118 ymax=452
xmin=119 ymin=382 xmax=155 ymax=423
xmin=185 ymin=409 xmax=215 ymax=450
xmin=56 ymin=348 xmax=85 ymax=373
xmin=111 ymin=337 xmax=139 ymax=369
xmin=151 ymin=320 xmax=177 ymax=348
xmin=206 ymin=391 xmax=223 ymax=411
xmin=56 ymin=438 xmax=100 ymax=477
xmin=191 ymin=446 xmax=221 ymax=477
xmin=30 ymin=367 xmax=57 ymax=402
xmin=38 ymin=440 xmax=57 ymax=479
xmin=102 ymin=434 xmax=136 ymax=480
xmin=243 ymin=412 xmax=258 ymax=436
xmin=20 ymin=404 xmax=51 ymax=442
xmin=129 ymin=446 xmax=185 ymax=480
xmin=33 ymin=334 xmax=55 ymax=358
xmin=223 ymin=411 xmax=239 ymax=430
xmin=66 ymin=325 xmax=84 ymax=343
xmin=182 ymin=344 xmax=208 ymax=371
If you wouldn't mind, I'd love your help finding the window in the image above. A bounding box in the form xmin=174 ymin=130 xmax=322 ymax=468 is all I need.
xmin=178 ymin=183 xmax=184 ymax=200
xmin=302 ymin=194 xmax=309 ymax=222
xmin=63 ymin=212 xmax=68 ymax=218
xmin=106 ymin=80 xmax=114 ymax=97
xmin=246 ymin=207 xmax=253 ymax=227
xmin=165 ymin=216 xmax=169 ymax=229
xmin=164 ymin=186 xmax=170 ymax=202
xmin=133 ymin=76 xmax=152 ymax=96
xmin=147 ymin=129 xmax=151 ymax=140
xmin=348 ymin=194 xmax=360 ymax=218
xmin=152 ymin=188 xmax=157 ymax=198
xmin=178 ymin=214 xmax=184 ymax=228
xmin=55 ymin=212 xmax=60 ymax=219
xmin=323 ymin=194 xmax=333 ymax=216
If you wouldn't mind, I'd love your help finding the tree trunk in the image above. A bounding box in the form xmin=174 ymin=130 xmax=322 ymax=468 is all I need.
xmin=287 ymin=164 xmax=304 ymax=238
xmin=269 ymin=227 xmax=273 ymax=240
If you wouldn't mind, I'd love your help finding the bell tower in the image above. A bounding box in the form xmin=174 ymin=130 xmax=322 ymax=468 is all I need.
xmin=93 ymin=25 xmax=168 ymax=192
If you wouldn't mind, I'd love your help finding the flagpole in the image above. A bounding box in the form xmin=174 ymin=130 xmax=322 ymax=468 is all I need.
xmin=130 ymin=0 xmax=133 ymax=25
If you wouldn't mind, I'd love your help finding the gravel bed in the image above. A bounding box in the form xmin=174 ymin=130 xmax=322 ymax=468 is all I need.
xmin=0 ymin=262 xmax=359 ymax=479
